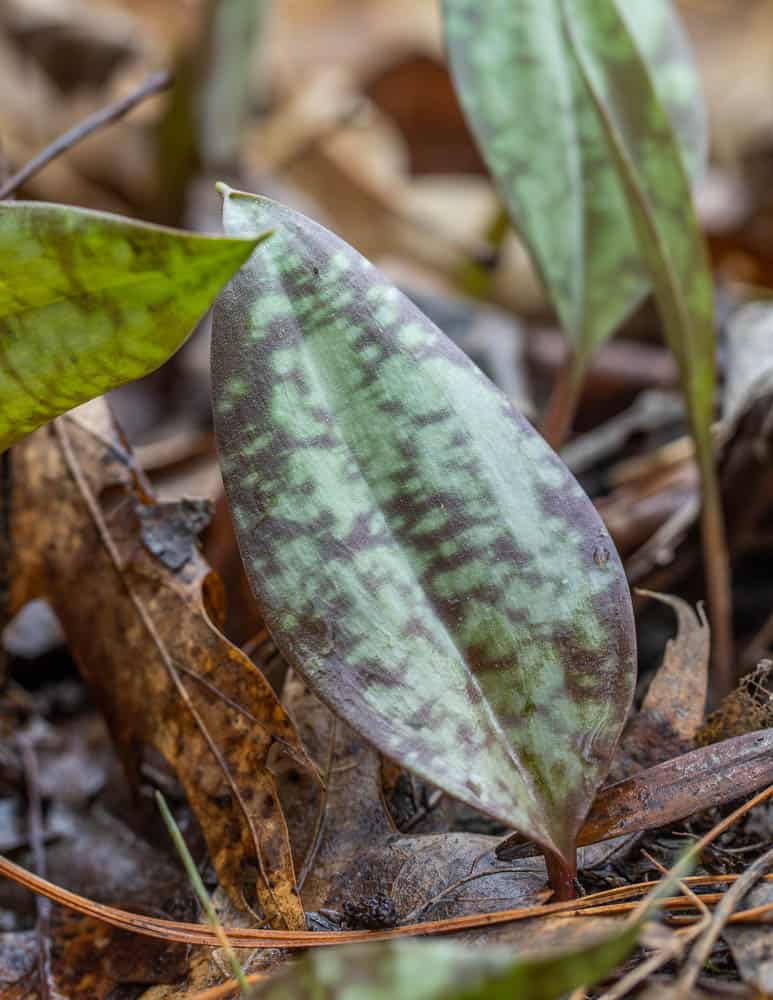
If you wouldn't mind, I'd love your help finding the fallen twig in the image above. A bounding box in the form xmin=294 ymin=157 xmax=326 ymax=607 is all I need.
xmin=0 ymin=71 xmax=173 ymax=201
xmin=676 ymin=843 xmax=773 ymax=994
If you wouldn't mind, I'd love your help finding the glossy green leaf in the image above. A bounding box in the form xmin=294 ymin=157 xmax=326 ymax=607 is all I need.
xmin=0 ymin=201 xmax=261 ymax=451
xmin=212 ymin=188 xmax=636 ymax=866
xmin=255 ymin=929 xmax=640 ymax=1000
xmin=443 ymin=0 xmax=707 ymax=368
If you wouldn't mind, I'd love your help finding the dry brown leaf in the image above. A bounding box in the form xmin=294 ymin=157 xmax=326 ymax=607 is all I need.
xmin=497 ymin=728 xmax=773 ymax=860
xmin=9 ymin=398 xmax=313 ymax=930
xmin=611 ymin=592 xmax=710 ymax=779
xmin=698 ymin=661 xmax=773 ymax=745
xmin=278 ymin=676 xmax=548 ymax=925
xmin=2 ymin=906 xmax=190 ymax=1000
xmin=638 ymin=592 xmax=710 ymax=742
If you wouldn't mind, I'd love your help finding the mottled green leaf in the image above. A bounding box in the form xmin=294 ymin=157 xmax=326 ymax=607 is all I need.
xmin=0 ymin=201 xmax=261 ymax=451
xmin=558 ymin=0 xmax=715 ymax=448
xmin=443 ymin=0 xmax=706 ymax=368
xmin=255 ymin=928 xmax=640 ymax=1000
xmin=554 ymin=2 xmax=731 ymax=691
xmin=212 ymin=188 xmax=636 ymax=866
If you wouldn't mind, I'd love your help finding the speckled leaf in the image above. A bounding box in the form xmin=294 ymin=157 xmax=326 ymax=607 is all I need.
xmin=212 ymin=189 xmax=636 ymax=867
xmin=443 ymin=0 xmax=706 ymax=368
xmin=0 ymin=201 xmax=261 ymax=451
xmin=255 ymin=931 xmax=641 ymax=1000
xmin=560 ymin=0 xmax=716 ymax=510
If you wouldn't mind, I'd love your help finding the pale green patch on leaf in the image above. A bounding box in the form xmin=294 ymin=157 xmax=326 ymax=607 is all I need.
xmin=443 ymin=0 xmax=707 ymax=369
xmin=0 ymin=201 xmax=262 ymax=451
xmin=212 ymin=188 xmax=636 ymax=867
xmin=255 ymin=926 xmax=640 ymax=999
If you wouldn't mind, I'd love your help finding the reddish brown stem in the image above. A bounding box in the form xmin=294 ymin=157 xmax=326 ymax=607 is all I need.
xmin=696 ymin=439 xmax=734 ymax=700
xmin=541 ymin=355 xmax=584 ymax=451
xmin=543 ymin=848 xmax=577 ymax=901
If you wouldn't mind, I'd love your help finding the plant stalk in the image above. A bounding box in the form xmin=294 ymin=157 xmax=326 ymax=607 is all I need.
xmin=544 ymin=848 xmax=577 ymax=901
xmin=541 ymin=355 xmax=584 ymax=451
xmin=696 ymin=441 xmax=733 ymax=699
xmin=156 ymin=791 xmax=252 ymax=997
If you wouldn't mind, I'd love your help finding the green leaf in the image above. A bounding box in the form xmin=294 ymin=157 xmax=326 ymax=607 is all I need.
xmin=443 ymin=0 xmax=707 ymax=369
xmin=212 ymin=188 xmax=636 ymax=866
xmin=0 ymin=201 xmax=262 ymax=451
xmin=557 ymin=1 xmax=733 ymax=693
xmin=254 ymin=928 xmax=641 ymax=1000
xmin=557 ymin=0 xmax=715 ymax=447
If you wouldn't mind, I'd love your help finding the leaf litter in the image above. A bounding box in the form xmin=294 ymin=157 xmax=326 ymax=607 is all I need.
xmin=8 ymin=398 xmax=313 ymax=931
xmin=4 ymin=1 xmax=773 ymax=996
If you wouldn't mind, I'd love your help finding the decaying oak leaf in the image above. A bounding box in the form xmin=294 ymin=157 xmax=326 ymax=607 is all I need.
xmin=9 ymin=398 xmax=311 ymax=929
xmin=212 ymin=189 xmax=636 ymax=887
xmin=0 ymin=202 xmax=261 ymax=451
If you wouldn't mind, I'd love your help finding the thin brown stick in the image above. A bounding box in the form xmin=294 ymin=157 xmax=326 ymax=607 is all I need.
xmin=641 ymin=849 xmax=711 ymax=921
xmin=666 ymin=901 xmax=773 ymax=925
xmin=0 ymin=854 xmax=745 ymax=948
xmin=598 ymin=924 xmax=703 ymax=1000
xmin=0 ymin=71 xmax=173 ymax=201
xmin=2 ymin=785 xmax=771 ymax=950
xmin=677 ymin=843 xmax=773 ymax=993
xmin=296 ymin=719 xmax=336 ymax=892
xmin=726 ymin=900 xmax=773 ymax=923
xmin=628 ymin=782 xmax=773 ymax=923
xmin=595 ymin=849 xmax=711 ymax=1000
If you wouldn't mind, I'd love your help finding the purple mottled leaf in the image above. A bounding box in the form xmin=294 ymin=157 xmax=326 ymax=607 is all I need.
xmin=211 ymin=188 xmax=636 ymax=870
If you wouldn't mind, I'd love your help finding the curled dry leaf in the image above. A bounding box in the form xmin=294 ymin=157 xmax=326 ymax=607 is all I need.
xmin=613 ymin=592 xmax=709 ymax=777
xmin=497 ymin=728 xmax=773 ymax=860
xmin=9 ymin=398 xmax=311 ymax=929
xmin=579 ymin=728 xmax=773 ymax=847
xmin=637 ymin=593 xmax=709 ymax=743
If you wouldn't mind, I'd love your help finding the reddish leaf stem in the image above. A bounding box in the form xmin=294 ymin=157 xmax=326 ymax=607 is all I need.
xmin=541 ymin=355 xmax=584 ymax=451
xmin=697 ymin=447 xmax=734 ymax=699
xmin=544 ymin=848 xmax=577 ymax=901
